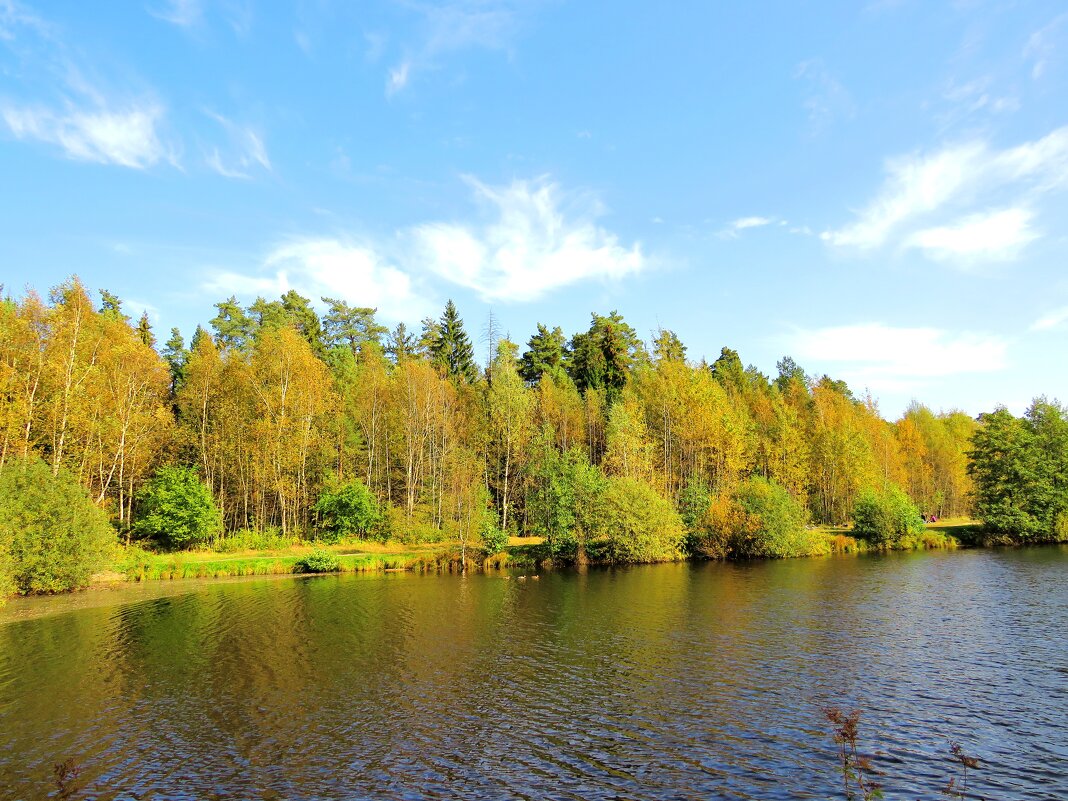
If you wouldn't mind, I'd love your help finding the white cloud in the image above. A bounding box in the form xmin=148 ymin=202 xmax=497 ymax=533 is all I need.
xmin=732 ymin=216 xmax=773 ymax=230
xmin=718 ymin=215 xmax=779 ymax=239
xmin=205 ymin=239 xmax=431 ymax=323
xmin=204 ymin=175 xmax=646 ymax=312
xmin=789 ymin=323 xmax=1007 ymax=393
xmin=410 ymin=176 xmax=644 ymax=302
xmin=149 ymin=0 xmax=202 ymax=28
xmin=203 ymin=111 xmax=270 ymax=179
xmin=823 ymin=127 xmax=1068 ymax=259
xmin=906 ymin=208 xmax=1037 ymax=262
xmin=1031 ymin=306 xmax=1068 ymax=332
xmin=2 ymin=103 xmax=171 ymax=168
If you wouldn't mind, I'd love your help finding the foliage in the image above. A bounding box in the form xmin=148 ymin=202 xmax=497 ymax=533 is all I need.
xmin=294 ymin=548 xmax=342 ymax=573
xmin=0 ymin=277 xmax=1053 ymax=586
xmin=852 ymin=484 xmax=924 ymax=548
xmin=481 ymin=523 xmax=508 ymax=556
xmin=520 ymin=324 xmax=568 ymax=384
xmin=0 ymin=455 xmax=116 ymax=594
xmin=313 ymin=478 xmax=379 ymax=542
xmin=968 ymin=401 xmax=1068 ymax=542
xmin=691 ymin=477 xmax=818 ymax=559
xmin=430 ymin=299 xmax=478 ymax=383
xmin=593 ymin=476 xmax=686 ymax=563
xmin=135 ymin=466 xmax=221 ymax=550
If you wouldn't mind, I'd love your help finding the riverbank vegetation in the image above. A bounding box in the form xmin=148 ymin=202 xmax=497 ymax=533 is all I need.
xmin=1 ymin=278 xmax=1066 ymax=598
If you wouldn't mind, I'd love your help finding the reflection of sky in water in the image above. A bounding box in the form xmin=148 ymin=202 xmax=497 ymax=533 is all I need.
xmin=1 ymin=547 xmax=1066 ymax=800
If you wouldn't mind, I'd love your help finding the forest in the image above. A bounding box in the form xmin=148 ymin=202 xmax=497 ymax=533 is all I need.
xmin=1 ymin=277 xmax=1066 ymax=596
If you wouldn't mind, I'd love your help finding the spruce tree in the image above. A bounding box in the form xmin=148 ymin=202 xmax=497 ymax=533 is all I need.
xmin=431 ymin=300 xmax=478 ymax=383
xmin=136 ymin=311 xmax=156 ymax=348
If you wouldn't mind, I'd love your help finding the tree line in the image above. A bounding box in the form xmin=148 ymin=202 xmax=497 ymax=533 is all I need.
xmin=1 ymin=277 xmax=1065 ymax=592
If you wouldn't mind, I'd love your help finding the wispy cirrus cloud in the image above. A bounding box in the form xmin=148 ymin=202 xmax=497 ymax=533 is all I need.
xmin=1025 ymin=13 xmax=1067 ymax=80
xmin=1031 ymin=306 xmax=1068 ymax=332
xmin=1 ymin=1 xmax=177 ymax=169
xmin=148 ymin=0 xmax=202 ymax=28
xmin=385 ymin=0 xmax=532 ymax=95
xmin=822 ymin=126 xmax=1068 ymax=262
xmin=203 ymin=110 xmax=270 ymax=179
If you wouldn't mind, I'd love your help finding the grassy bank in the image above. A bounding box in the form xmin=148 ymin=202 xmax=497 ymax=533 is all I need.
xmin=106 ymin=536 xmax=549 ymax=583
xmin=101 ymin=523 xmax=979 ymax=586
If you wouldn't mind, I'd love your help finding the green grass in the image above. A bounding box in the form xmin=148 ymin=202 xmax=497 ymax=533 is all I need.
xmin=106 ymin=519 xmax=989 ymax=585
xmin=112 ymin=540 xmax=445 ymax=582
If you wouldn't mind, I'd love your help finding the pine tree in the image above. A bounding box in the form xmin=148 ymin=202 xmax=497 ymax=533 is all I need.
xmin=136 ymin=311 xmax=156 ymax=348
xmin=431 ymin=300 xmax=478 ymax=383
xmin=386 ymin=322 xmax=415 ymax=363
xmin=210 ymin=296 xmax=253 ymax=351
xmin=520 ymin=324 xmax=567 ymax=384
xmin=322 ymin=298 xmax=387 ymax=362
xmin=162 ymin=327 xmax=188 ymax=390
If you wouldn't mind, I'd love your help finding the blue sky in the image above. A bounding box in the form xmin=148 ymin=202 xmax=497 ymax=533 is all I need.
xmin=2 ymin=0 xmax=1067 ymax=418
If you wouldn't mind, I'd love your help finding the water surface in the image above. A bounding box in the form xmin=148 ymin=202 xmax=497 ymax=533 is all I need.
xmin=2 ymin=547 xmax=1066 ymax=799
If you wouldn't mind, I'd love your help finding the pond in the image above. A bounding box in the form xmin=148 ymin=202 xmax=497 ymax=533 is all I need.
xmin=2 ymin=547 xmax=1066 ymax=799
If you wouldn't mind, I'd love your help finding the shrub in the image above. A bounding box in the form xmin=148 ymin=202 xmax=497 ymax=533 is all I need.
xmin=135 ymin=466 xmax=221 ymax=550
xmin=692 ymin=477 xmax=819 ymax=559
xmin=295 ymin=548 xmax=342 ymax=573
xmin=313 ymin=479 xmax=379 ymax=543
xmin=0 ymin=455 xmax=116 ymax=594
xmin=596 ymin=476 xmax=686 ymax=563
xmin=731 ymin=477 xmax=819 ymax=558
xmin=853 ymin=484 xmax=924 ymax=548
xmin=481 ymin=523 xmax=508 ymax=556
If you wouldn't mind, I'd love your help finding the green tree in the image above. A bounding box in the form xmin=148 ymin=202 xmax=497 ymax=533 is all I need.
xmin=729 ymin=476 xmax=814 ymax=558
xmin=162 ymin=327 xmax=188 ymax=390
xmin=321 ymin=298 xmax=387 ymax=363
xmin=596 ymin=476 xmax=685 ymax=563
xmin=386 ymin=322 xmax=416 ymax=363
xmin=520 ymin=324 xmax=567 ymax=384
xmin=135 ymin=466 xmax=221 ymax=550
xmin=0 ymin=455 xmax=116 ymax=594
xmin=99 ymin=289 xmax=127 ymax=321
xmin=314 ymin=478 xmax=379 ymax=542
xmin=652 ymin=327 xmax=687 ymax=364
xmin=567 ymin=311 xmax=643 ymax=403
xmin=775 ymin=355 xmax=806 ymax=393
xmin=852 ymin=483 xmax=924 ymax=548
xmin=431 ymin=299 xmax=478 ymax=383
xmin=210 ymin=296 xmax=254 ymax=351
xmin=136 ymin=310 xmax=155 ymax=347
xmin=969 ymin=402 xmax=1068 ymax=541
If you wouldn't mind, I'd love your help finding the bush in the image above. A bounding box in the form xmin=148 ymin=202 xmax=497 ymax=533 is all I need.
xmin=692 ymin=477 xmax=819 ymax=559
xmin=135 ymin=466 xmax=221 ymax=550
xmin=596 ymin=476 xmax=686 ymax=563
xmin=852 ymin=484 xmax=924 ymax=548
xmin=481 ymin=523 xmax=508 ymax=556
xmin=313 ymin=479 xmax=379 ymax=543
xmin=0 ymin=455 xmax=116 ymax=595
xmin=295 ymin=548 xmax=342 ymax=573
